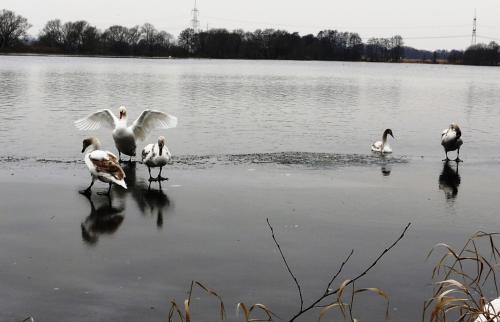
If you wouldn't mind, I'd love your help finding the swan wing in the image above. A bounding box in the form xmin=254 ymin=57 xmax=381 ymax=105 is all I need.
xmin=141 ymin=143 xmax=155 ymax=161
xmin=74 ymin=109 xmax=118 ymax=131
xmin=130 ymin=110 xmax=178 ymax=141
xmin=371 ymin=141 xmax=383 ymax=152
xmin=163 ymin=146 xmax=172 ymax=160
xmin=90 ymin=150 xmax=126 ymax=180
xmin=441 ymin=129 xmax=457 ymax=144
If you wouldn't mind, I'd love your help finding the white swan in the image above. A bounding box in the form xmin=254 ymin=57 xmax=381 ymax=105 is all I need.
xmin=80 ymin=137 xmax=127 ymax=195
xmin=74 ymin=106 xmax=177 ymax=161
xmin=441 ymin=123 xmax=463 ymax=162
xmin=371 ymin=129 xmax=394 ymax=154
xmin=142 ymin=136 xmax=171 ymax=181
xmin=474 ymin=297 xmax=500 ymax=322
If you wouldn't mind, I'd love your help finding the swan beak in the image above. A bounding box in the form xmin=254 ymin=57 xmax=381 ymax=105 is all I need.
xmin=391 ymin=134 xmax=395 ymax=139
xmin=81 ymin=147 xmax=85 ymax=153
xmin=119 ymin=112 xmax=123 ymax=119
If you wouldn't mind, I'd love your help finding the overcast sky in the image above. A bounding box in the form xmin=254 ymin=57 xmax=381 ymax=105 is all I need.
xmin=3 ymin=0 xmax=500 ymax=50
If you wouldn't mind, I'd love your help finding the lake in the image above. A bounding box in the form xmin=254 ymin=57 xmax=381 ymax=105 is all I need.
xmin=1 ymin=56 xmax=500 ymax=322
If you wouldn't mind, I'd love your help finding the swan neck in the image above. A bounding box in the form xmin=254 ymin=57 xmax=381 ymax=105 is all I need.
xmin=90 ymin=142 xmax=100 ymax=152
xmin=118 ymin=117 xmax=127 ymax=127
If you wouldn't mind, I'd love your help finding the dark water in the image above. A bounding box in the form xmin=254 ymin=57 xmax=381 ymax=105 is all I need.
xmin=1 ymin=56 xmax=500 ymax=322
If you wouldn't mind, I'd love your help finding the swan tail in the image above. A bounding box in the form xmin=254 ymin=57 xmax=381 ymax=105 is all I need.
xmin=115 ymin=179 xmax=127 ymax=189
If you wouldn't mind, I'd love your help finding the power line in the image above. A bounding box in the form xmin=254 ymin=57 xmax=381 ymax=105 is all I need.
xmin=202 ymin=15 xmax=471 ymax=32
xmin=403 ymin=35 xmax=471 ymax=40
xmin=477 ymin=35 xmax=500 ymax=41
xmin=480 ymin=24 xmax=500 ymax=30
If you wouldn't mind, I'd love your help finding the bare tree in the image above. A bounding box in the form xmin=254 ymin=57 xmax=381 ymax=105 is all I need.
xmin=39 ymin=19 xmax=64 ymax=47
xmin=390 ymin=35 xmax=404 ymax=61
xmin=178 ymin=28 xmax=197 ymax=53
xmin=103 ymin=25 xmax=129 ymax=43
xmin=140 ymin=23 xmax=157 ymax=48
xmin=126 ymin=25 xmax=141 ymax=46
xmin=0 ymin=9 xmax=31 ymax=48
xmin=155 ymin=30 xmax=173 ymax=48
xmin=62 ymin=20 xmax=90 ymax=51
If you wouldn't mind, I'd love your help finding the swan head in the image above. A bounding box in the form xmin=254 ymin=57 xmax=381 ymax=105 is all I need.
xmin=450 ymin=123 xmax=461 ymax=137
xmin=383 ymin=129 xmax=394 ymax=139
xmin=158 ymin=136 xmax=166 ymax=154
xmin=82 ymin=137 xmax=101 ymax=153
xmin=118 ymin=106 xmax=127 ymax=120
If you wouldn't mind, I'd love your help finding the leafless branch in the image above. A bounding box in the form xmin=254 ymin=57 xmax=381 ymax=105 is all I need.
xmin=288 ymin=222 xmax=411 ymax=321
xmin=267 ymin=217 xmax=304 ymax=311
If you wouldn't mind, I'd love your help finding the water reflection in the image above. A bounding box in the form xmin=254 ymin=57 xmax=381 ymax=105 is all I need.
xmin=80 ymin=193 xmax=124 ymax=245
xmin=133 ymin=180 xmax=171 ymax=228
xmin=438 ymin=161 xmax=461 ymax=201
xmin=374 ymin=154 xmax=392 ymax=176
xmin=114 ymin=161 xmax=171 ymax=229
xmin=381 ymin=163 xmax=392 ymax=176
xmin=79 ymin=161 xmax=172 ymax=244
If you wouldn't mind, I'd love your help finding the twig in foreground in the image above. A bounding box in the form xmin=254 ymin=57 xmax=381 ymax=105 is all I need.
xmin=267 ymin=217 xmax=304 ymax=312
xmin=289 ymin=222 xmax=411 ymax=321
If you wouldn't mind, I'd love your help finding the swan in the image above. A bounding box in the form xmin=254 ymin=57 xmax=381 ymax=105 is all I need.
xmin=474 ymin=297 xmax=500 ymax=322
xmin=74 ymin=106 xmax=177 ymax=162
xmin=371 ymin=129 xmax=394 ymax=153
xmin=441 ymin=123 xmax=463 ymax=162
xmin=142 ymin=136 xmax=171 ymax=181
xmin=80 ymin=137 xmax=127 ymax=195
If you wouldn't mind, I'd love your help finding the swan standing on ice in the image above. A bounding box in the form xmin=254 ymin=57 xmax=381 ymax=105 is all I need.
xmin=441 ymin=123 xmax=463 ymax=162
xmin=80 ymin=137 xmax=127 ymax=195
xmin=142 ymin=136 xmax=171 ymax=181
xmin=371 ymin=129 xmax=394 ymax=154
xmin=74 ymin=106 xmax=177 ymax=162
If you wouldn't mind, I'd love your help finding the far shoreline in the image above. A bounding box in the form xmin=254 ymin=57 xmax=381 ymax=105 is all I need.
xmin=1 ymin=52 xmax=497 ymax=66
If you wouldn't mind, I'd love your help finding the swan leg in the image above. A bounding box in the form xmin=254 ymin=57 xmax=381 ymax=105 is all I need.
xmin=455 ymin=148 xmax=463 ymax=163
xmin=442 ymin=151 xmax=450 ymax=162
xmin=79 ymin=177 xmax=95 ymax=195
xmin=97 ymin=183 xmax=112 ymax=196
xmin=148 ymin=167 xmax=158 ymax=182
xmin=158 ymin=167 xmax=169 ymax=181
xmin=157 ymin=211 xmax=163 ymax=228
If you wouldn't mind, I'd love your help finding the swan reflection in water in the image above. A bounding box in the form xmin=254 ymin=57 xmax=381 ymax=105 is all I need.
xmin=378 ymin=154 xmax=392 ymax=176
xmin=381 ymin=163 xmax=392 ymax=176
xmin=116 ymin=161 xmax=171 ymax=228
xmin=134 ymin=180 xmax=171 ymax=228
xmin=79 ymin=161 xmax=172 ymax=244
xmin=439 ymin=161 xmax=461 ymax=201
xmin=80 ymin=193 xmax=125 ymax=245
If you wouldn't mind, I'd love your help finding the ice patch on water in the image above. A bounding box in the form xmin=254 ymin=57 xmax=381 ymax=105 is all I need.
xmin=0 ymin=152 xmax=408 ymax=170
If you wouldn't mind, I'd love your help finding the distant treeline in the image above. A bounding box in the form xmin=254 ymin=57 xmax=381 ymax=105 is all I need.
xmin=0 ymin=9 xmax=498 ymax=66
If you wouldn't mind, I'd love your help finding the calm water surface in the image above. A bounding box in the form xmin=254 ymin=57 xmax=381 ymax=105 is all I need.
xmin=0 ymin=56 xmax=500 ymax=322
xmin=1 ymin=56 xmax=499 ymax=160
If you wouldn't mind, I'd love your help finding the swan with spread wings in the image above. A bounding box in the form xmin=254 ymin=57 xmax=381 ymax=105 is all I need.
xmin=74 ymin=106 xmax=177 ymax=161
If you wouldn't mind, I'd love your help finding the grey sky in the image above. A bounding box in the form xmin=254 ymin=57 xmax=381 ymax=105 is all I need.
xmin=3 ymin=0 xmax=500 ymax=50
